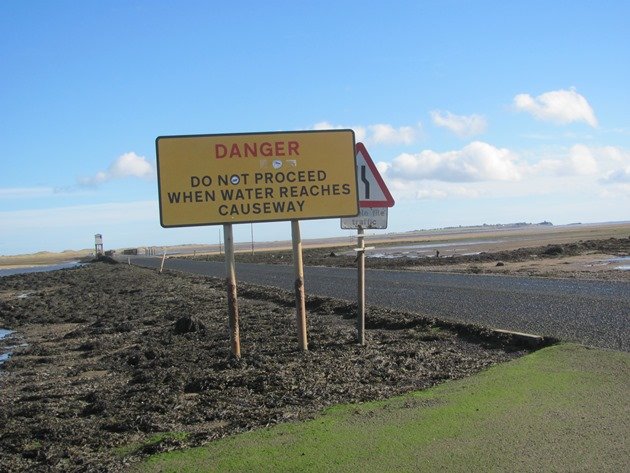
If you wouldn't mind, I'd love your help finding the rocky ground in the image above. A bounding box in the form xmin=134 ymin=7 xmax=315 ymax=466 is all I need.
xmin=187 ymin=237 xmax=630 ymax=281
xmin=0 ymin=262 xmax=540 ymax=472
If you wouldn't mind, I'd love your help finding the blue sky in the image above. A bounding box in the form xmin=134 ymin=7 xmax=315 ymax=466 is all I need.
xmin=1 ymin=1 xmax=629 ymax=255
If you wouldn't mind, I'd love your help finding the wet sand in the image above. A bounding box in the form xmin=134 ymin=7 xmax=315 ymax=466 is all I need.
xmin=187 ymin=236 xmax=630 ymax=282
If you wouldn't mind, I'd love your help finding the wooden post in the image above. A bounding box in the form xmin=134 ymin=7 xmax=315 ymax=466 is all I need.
xmin=159 ymin=251 xmax=166 ymax=273
xmin=224 ymin=224 xmax=241 ymax=359
xmin=357 ymin=226 xmax=366 ymax=345
xmin=291 ymin=220 xmax=308 ymax=351
xmin=250 ymin=223 xmax=255 ymax=256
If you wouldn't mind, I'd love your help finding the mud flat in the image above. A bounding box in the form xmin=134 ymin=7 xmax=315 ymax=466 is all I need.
xmin=181 ymin=221 xmax=630 ymax=256
xmin=0 ymin=262 xmax=539 ymax=472
xmin=188 ymin=235 xmax=630 ymax=282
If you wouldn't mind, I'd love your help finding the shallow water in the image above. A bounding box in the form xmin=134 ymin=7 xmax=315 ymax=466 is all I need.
xmin=608 ymin=256 xmax=630 ymax=271
xmin=0 ymin=261 xmax=81 ymax=277
xmin=1 ymin=262 xmax=82 ymax=367
xmin=0 ymin=329 xmax=13 ymax=365
xmin=363 ymin=240 xmax=502 ymax=259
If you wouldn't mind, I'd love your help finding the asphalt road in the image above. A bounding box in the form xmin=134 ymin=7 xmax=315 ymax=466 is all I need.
xmin=131 ymin=256 xmax=630 ymax=352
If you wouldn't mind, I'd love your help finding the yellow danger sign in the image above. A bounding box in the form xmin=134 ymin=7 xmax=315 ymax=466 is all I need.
xmin=156 ymin=130 xmax=358 ymax=227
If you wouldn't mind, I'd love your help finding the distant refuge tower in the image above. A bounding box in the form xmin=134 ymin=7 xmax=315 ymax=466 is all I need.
xmin=94 ymin=234 xmax=103 ymax=256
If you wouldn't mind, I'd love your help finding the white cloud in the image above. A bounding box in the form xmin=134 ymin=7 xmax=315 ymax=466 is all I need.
xmin=413 ymin=188 xmax=449 ymax=200
xmin=313 ymin=117 xmax=628 ymax=205
xmin=0 ymin=201 xmax=161 ymax=254
xmin=597 ymin=145 xmax=630 ymax=164
xmin=567 ymin=144 xmax=598 ymax=175
xmin=388 ymin=141 xmax=522 ymax=182
xmin=602 ymin=167 xmax=630 ymax=183
xmin=384 ymin=176 xmax=485 ymax=201
xmin=368 ymin=123 xmax=418 ymax=144
xmin=599 ymin=183 xmax=630 ymax=198
xmin=375 ymin=161 xmax=390 ymax=174
xmin=312 ymin=121 xmax=336 ymax=130
xmin=312 ymin=121 xmax=420 ymax=145
xmin=0 ymin=201 xmax=157 ymax=230
xmin=79 ymin=152 xmax=155 ymax=186
xmin=312 ymin=121 xmax=367 ymax=143
xmin=430 ymin=110 xmax=487 ymax=137
xmin=0 ymin=187 xmax=55 ymax=199
xmin=412 ymin=186 xmax=481 ymax=200
xmin=526 ymin=144 xmax=628 ymax=179
xmin=0 ymin=186 xmax=85 ymax=200
xmin=514 ymin=88 xmax=598 ymax=127
xmin=377 ymin=142 xmax=630 ymax=202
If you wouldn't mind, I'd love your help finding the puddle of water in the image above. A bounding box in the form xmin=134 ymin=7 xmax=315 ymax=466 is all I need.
xmin=360 ymin=240 xmax=502 ymax=259
xmin=0 ymin=329 xmax=14 ymax=366
xmin=374 ymin=240 xmax=501 ymax=252
xmin=607 ymin=256 xmax=630 ymax=271
xmin=584 ymin=257 xmax=630 ymax=270
xmin=0 ymin=261 xmax=81 ymax=277
xmin=369 ymin=253 xmax=406 ymax=259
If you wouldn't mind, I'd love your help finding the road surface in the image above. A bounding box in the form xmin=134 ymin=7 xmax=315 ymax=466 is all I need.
xmin=130 ymin=256 xmax=630 ymax=351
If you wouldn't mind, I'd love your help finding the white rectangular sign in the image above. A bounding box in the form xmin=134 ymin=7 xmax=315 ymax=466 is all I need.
xmin=341 ymin=207 xmax=388 ymax=229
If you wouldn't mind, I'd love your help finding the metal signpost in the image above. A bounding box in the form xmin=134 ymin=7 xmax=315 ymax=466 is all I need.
xmin=341 ymin=142 xmax=395 ymax=345
xmin=156 ymin=129 xmax=358 ymax=358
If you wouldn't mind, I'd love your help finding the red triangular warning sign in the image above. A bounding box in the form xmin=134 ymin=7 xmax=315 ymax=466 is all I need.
xmin=355 ymin=142 xmax=395 ymax=208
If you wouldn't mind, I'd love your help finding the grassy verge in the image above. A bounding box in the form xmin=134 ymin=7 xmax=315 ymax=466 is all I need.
xmin=135 ymin=344 xmax=629 ymax=472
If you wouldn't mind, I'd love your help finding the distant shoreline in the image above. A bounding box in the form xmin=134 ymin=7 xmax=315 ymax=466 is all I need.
xmin=2 ymin=221 xmax=628 ymax=267
xmin=0 ymin=261 xmax=82 ymax=276
xmin=0 ymin=251 xmax=92 ymax=269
